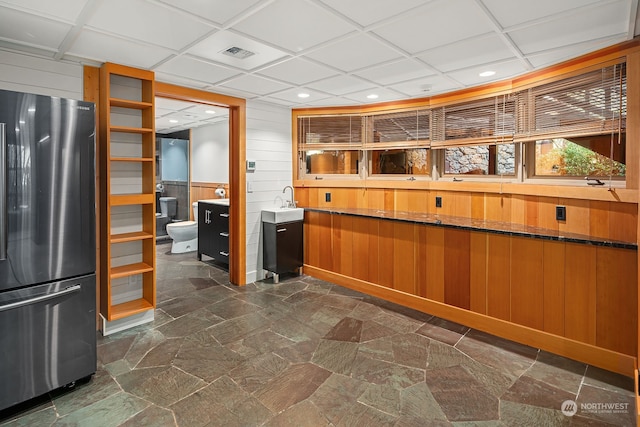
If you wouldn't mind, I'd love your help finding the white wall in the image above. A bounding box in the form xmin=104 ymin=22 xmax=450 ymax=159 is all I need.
xmin=191 ymin=121 xmax=229 ymax=183
xmin=245 ymin=101 xmax=293 ymax=283
xmin=0 ymin=49 xmax=83 ymax=99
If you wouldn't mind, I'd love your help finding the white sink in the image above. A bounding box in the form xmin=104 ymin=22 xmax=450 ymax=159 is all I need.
xmin=261 ymin=207 xmax=304 ymax=224
xmin=199 ymin=198 xmax=229 ymax=206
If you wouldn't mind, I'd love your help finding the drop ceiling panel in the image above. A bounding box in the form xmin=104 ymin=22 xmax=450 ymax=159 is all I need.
xmin=353 ymin=59 xmax=436 ymax=85
xmin=67 ymin=29 xmax=174 ymax=69
xmin=86 ymin=0 xmax=215 ymax=50
xmin=156 ymin=55 xmax=242 ymax=85
xmin=343 ymin=88 xmax=406 ymax=104
xmin=304 ymin=96 xmax=365 ymax=107
xmin=256 ymin=57 xmax=340 ymax=85
xmin=481 ymin=0 xmax=606 ymax=29
xmin=266 ymin=88 xmax=332 ymax=105
xmin=317 ymin=0 xmax=429 ymax=27
xmin=156 ymin=0 xmax=263 ymax=26
xmin=526 ymin=36 xmax=628 ymax=68
xmin=187 ymin=30 xmax=289 ymax=71
xmin=508 ymin=1 xmax=629 ymax=54
xmin=389 ymin=75 xmax=460 ymax=97
xmin=156 ymin=97 xmax=198 ymax=112
xmin=305 ymin=33 xmax=403 ymax=72
xmin=154 ymin=72 xmax=210 ymax=90
xmin=306 ymin=75 xmax=376 ymax=96
xmin=0 ymin=0 xmax=91 ymax=22
xmin=221 ymin=74 xmax=292 ymax=96
xmin=0 ymin=7 xmax=72 ymax=50
xmin=417 ymin=33 xmax=517 ymax=73
xmin=373 ymin=0 xmax=494 ymax=54
xmin=233 ymin=0 xmax=355 ymax=52
xmin=447 ymin=59 xmax=529 ymax=86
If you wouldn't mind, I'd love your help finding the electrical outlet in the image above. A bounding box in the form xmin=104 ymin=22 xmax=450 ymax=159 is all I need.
xmin=556 ymin=205 xmax=566 ymax=221
xmin=325 ymin=192 xmax=331 ymax=202
xmin=435 ymin=196 xmax=442 ymax=208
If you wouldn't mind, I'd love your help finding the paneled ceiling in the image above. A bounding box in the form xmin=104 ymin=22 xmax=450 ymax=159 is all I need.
xmin=0 ymin=0 xmax=638 ymax=112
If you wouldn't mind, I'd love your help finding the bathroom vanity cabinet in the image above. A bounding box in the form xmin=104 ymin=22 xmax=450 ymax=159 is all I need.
xmin=198 ymin=201 xmax=229 ymax=265
xmin=262 ymin=219 xmax=303 ymax=281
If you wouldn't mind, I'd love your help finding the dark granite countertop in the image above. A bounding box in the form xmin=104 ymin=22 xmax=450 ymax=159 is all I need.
xmin=304 ymin=207 xmax=637 ymax=249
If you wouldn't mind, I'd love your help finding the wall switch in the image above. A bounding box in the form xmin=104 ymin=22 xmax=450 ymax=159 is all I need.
xmin=325 ymin=192 xmax=331 ymax=202
xmin=435 ymin=196 xmax=442 ymax=208
xmin=247 ymin=181 xmax=253 ymax=193
xmin=556 ymin=205 xmax=566 ymax=221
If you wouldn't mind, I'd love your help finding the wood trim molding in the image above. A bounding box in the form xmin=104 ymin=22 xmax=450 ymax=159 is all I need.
xmin=305 ymin=264 xmax=636 ymax=377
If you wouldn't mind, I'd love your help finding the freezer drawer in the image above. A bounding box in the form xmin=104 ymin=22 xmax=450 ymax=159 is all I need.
xmin=0 ymin=274 xmax=96 ymax=411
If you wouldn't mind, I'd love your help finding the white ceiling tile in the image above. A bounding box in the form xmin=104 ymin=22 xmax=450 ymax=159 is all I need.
xmin=154 ymin=72 xmax=211 ymax=90
xmin=233 ymin=0 xmax=355 ymax=52
xmin=373 ymin=0 xmax=494 ymax=54
xmin=417 ymin=33 xmax=516 ymax=72
xmin=318 ymin=0 xmax=429 ymax=27
xmin=187 ymin=30 xmax=289 ymax=71
xmin=156 ymin=56 xmax=242 ymax=85
xmin=86 ymin=0 xmax=214 ymax=50
xmin=353 ymin=59 xmax=435 ymax=85
xmin=256 ymin=57 xmax=340 ymax=85
xmin=388 ymin=75 xmax=461 ymax=97
xmin=183 ymin=104 xmax=229 ymax=117
xmin=343 ymin=88 xmax=407 ymax=104
xmin=220 ymin=74 xmax=292 ymax=96
xmin=266 ymin=88 xmax=333 ymax=105
xmin=525 ymin=36 xmax=628 ymax=68
xmin=447 ymin=59 xmax=529 ymax=86
xmin=305 ymin=75 xmax=376 ymax=96
xmin=305 ymin=33 xmax=402 ymax=72
xmin=67 ymin=29 xmax=174 ymax=69
xmin=156 ymin=0 xmax=262 ymax=26
xmin=0 ymin=0 xmax=89 ymax=22
xmin=155 ymin=97 xmax=196 ymax=112
xmin=481 ymin=0 xmax=604 ymax=29
xmin=508 ymin=1 xmax=629 ymax=54
xmin=0 ymin=7 xmax=72 ymax=50
xmin=255 ymin=96 xmax=298 ymax=107
xmin=304 ymin=96 xmax=362 ymax=107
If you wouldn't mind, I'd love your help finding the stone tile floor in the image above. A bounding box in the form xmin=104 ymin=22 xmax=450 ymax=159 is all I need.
xmin=0 ymin=241 xmax=635 ymax=426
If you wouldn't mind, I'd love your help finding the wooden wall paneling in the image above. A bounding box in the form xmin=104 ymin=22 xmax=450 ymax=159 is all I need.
xmin=332 ymin=188 xmax=352 ymax=209
xmin=525 ymin=195 xmax=539 ymax=227
xmin=510 ymin=195 xmax=526 ymax=226
xmin=383 ymin=189 xmax=395 ymax=210
xmin=367 ymin=188 xmax=385 ymax=210
xmin=296 ymin=187 xmax=310 ymax=207
xmin=393 ymin=221 xmax=416 ymax=294
xmin=355 ymin=187 xmax=369 ymax=209
xmin=304 ymin=211 xmax=319 ymax=267
xmin=486 ymin=234 xmax=511 ymax=320
xmin=438 ymin=191 xmax=456 ymax=217
xmin=537 ymin=196 xmax=560 ymax=232
xmin=564 ymin=243 xmax=597 ymax=345
xmin=317 ymin=213 xmax=334 ymax=272
xmin=608 ymin=202 xmax=637 ymax=243
xmin=589 ymin=201 xmax=610 ymax=240
xmin=367 ymin=217 xmax=380 ymax=283
xmin=485 ymin=193 xmax=511 ymax=222
xmin=378 ymin=219 xmax=394 ymax=288
xmin=351 ymin=216 xmax=370 ymax=281
xmin=331 ymin=215 xmax=343 ymax=274
xmin=469 ymin=231 xmax=488 ymax=314
xmin=394 ymin=189 xmax=412 ymax=212
xmin=471 ymin=192 xmax=485 ymax=219
xmin=443 ymin=228 xmax=471 ymax=310
xmin=415 ymin=225 xmax=428 ymax=298
xmin=452 ymin=191 xmax=472 ymax=218
xmin=510 ymin=237 xmax=544 ymax=329
xmin=407 ymin=189 xmax=429 ymax=213
xmin=542 ymin=241 xmax=566 ymax=335
xmin=595 ymin=246 xmax=637 ymax=356
xmin=425 ymin=226 xmax=445 ymax=302
xmin=559 ymin=198 xmax=590 ymax=236
xmin=339 ymin=215 xmax=354 ymax=277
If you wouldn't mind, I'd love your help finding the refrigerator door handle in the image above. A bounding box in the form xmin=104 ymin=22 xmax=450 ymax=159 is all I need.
xmin=0 ymin=123 xmax=5 ymax=260
xmin=0 ymin=284 xmax=81 ymax=313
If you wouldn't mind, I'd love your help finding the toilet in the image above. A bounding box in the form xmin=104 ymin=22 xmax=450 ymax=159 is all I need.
xmin=164 ymin=199 xmax=199 ymax=254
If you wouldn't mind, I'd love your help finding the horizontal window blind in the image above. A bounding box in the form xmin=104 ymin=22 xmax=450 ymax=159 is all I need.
xmin=364 ymin=109 xmax=430 ymax=149
xmin=515 ymin=62 xmax=626 ymax=141
xmin=431 ymin=95 xmax=515 ymax=147
xmin=298 ymin=115 xmax=362 ymax=150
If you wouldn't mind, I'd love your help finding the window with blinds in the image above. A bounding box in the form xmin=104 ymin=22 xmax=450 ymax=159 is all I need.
xmin=298 ymin=115 xmax=362 ymax=149
xmin=516 ymin=62 xmax=626 ymax=140
xmin=364 ymin=109 xmax=430 ymax=149
xmin=431 ymin=95 xmax=515 ymax=147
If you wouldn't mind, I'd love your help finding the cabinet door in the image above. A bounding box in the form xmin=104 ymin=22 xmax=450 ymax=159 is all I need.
xmin=264 ymin=221 xmax=303 ymax=274
xmin=198 ymin=203 xmax=216 ymax=258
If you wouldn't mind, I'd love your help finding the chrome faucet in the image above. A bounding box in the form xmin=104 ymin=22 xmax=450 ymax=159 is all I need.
xmin=283 ymin=185 xmax=296 ymax=208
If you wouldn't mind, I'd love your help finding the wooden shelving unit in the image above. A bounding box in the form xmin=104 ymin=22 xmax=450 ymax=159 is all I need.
xmin=99 ymin=63 xmax=156 ymax=323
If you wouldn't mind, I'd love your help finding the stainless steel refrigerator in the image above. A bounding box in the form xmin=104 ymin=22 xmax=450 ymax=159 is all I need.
xmin=0 ymin=89 xmax=96 ymax=411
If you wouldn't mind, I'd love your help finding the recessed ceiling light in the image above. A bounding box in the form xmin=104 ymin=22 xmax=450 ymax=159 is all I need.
xmin=479 ymin=70 xmax=496 ymax=77
xmin=297 ymin=93 xmax=310 ymax=98
xmin=367 ymin=94 xmax=379 ymax=99
xmin=169 ymin=119 xmax=179 ymax=123
xmin=205 ymin=110 xmax=216 ymax=114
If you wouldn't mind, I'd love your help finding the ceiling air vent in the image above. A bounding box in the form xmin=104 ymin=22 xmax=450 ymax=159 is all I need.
xmin=222 ymin=46 xmax=255 ymax=59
